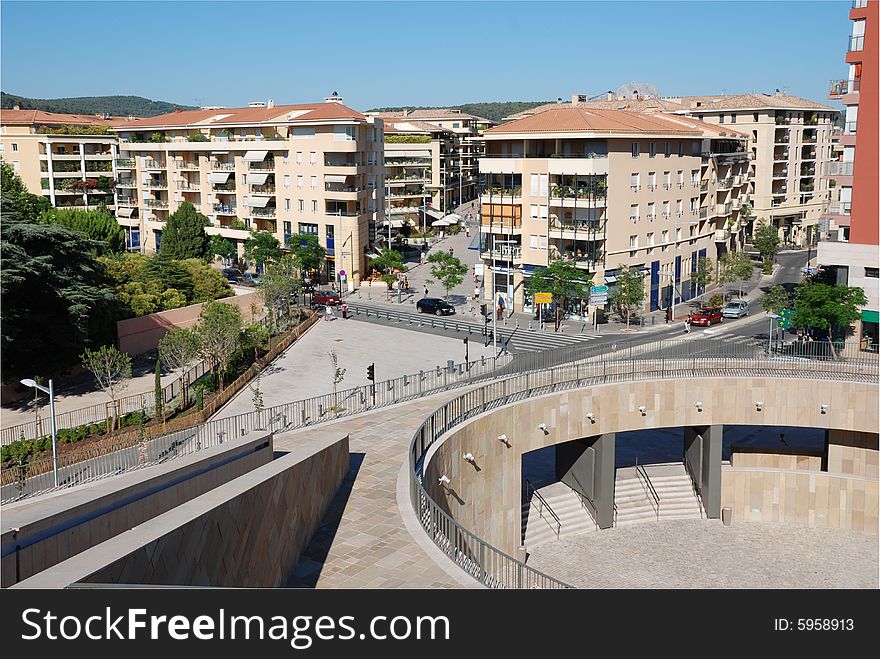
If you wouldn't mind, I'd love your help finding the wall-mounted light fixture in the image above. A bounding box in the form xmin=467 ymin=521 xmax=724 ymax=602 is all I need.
xmin=586 ymin=412 xmax=595 ymax=423
xmin=462 ymin=452 xmax=475 ymax=463
xmin=438 ymin=475 xmax=451 ymax=486
xmin=638 ymin=405 xmax=646 ymax=416
xmin=694 ymin=401 xmax=703 ymax=412
xmin=497 ymin=434 xmax=510 ymax=446
xmin=755 ymin=401 xmax=764 ymax=412
xmin=537 ymin=423 xmax=548 ymax=432
xmin=820 ymin=404 xmax=828 ymax=414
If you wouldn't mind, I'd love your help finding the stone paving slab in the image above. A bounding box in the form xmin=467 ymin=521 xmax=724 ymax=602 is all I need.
xmin=525 ymin=519 xmax=878 ymax=589
xmin=275 ymin=394 xmax=479 ymax=589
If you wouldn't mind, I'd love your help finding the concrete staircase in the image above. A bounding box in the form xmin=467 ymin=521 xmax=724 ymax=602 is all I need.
xmin=522 ymin=482 xmax=599 ymax=549
xmin=614 ymin=463 xmax=703 ymax=526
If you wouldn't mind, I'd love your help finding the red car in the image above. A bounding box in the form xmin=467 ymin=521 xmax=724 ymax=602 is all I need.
xmin=311 ymin=291 xmax=341 ymax=307
xmin=688 ymin=307 xmax=723 ymax=326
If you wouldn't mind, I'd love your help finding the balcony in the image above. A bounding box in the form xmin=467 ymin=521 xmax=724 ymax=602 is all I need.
xmin=213 ymin=205 xmax=238 ymax=215
xmin=248 ymin=160 xmax=275 ymax=172
xmin=716 ymin=178 xmax=733 ymax=191
xmin=212 ymin=184 xmax=237 ymax=193
xmin=799 ymin=182 xmax=815 ymax=193
xmin=774 ymin=129 xmax=790 ymax=144
xmin=143 ymin=180 xmax=168 ymax=189
xmin=716 ymin=202 xmax=733 ymax=216
xmin=844 ymin=121 xmax=857 ymax=135
xmin=481 ymin=186 xmax=523 ymax=199
xmin=773 ymin=149 xmax=789 ymax=161
xmin=116 ymin=197 xmax=137 ymax=206
xmin=772 ymin=168 xmax=788 ymax=179
xmin=210 ymin=161 xmax=236 ymax=171
xmin=714 ymin=229 xmax=731 ymax=243
xmin=827 ymin=161 xmax=854 ymax=177
xmin=550 ymin=251 xmax=602 ymax=269
xmin=250 ymin=185 xmax=276 ymax=195
xmin=801 ymin=148 xmax=816 ymax=161
xmin=176 ymin=161 xmax=200 ymax=170
xmin=480 ymin=245 xmax=522 ymax=261
xmin=774 ymin=114 xmax=791 ymax=125
xmin=143 ymin=160 xmax=165 ymax=170
xmin=699 ymin=207 xmax=708 ymax=220
xmin=116 ymin=159 xmax=136 ymax=169
xmin=848 ymin=34 xmax=864 ymax=52
xmin=839 ymin=201 xmax=852 ymax=215
xmin=117 ymin=179 xmax=137 ymax=188
xmin=249 ymin=207 xmax=276 ymax=218
xmin=143 ymin=199 xmax=169 ymax=209
xmin=326 ymin=210 xmax=360 ymax=217
xmin=324 ymin=158 xmax=358 ymax=168
xmin=177 ymin=182 xmax=201 ymax=191
xmin=802 ymin=132 xmax=817 ymax=144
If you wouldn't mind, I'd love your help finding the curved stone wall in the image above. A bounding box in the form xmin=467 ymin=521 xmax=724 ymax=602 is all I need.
xmin=424 ymin=377 xmax=879 ymax=555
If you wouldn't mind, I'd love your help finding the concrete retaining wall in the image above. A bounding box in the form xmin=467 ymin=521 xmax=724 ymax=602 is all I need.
xmin=13 ymin=432 xmax=349 ymax=588
xmin=1 ymin=430 xmax=273 ymax=587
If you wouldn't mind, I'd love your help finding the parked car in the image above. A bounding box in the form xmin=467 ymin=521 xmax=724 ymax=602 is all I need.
xmin=222 ymin=267 xmax=243 ymax=283
xmin=688 ymin=307 xmax=723 ymax=326
xmin=416 ymin=298 xmax=456 ymax=316
xmin=236 ymin=273 xmax=261 ymax=287
xmin=312 ymin=290 xmax=341 ymax=307
xmin=721 ymin=300 xmax=749 ymax=319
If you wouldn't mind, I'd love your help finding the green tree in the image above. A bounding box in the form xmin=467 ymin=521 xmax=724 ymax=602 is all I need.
xmin=244 ymin=230 xmax=282 ymax=271
xmin=138 ymin=255 xmax=195 ymax=302
xmin=0 ymin=162 xmax=51 ymax=219
xmin=718 ymin=251 xmax=754 ymax=298
xmin=158 ymin=327 xmax=200 ymax=407
xmin=99 ymin=252 xmax=150 ymax=286
xmin=371 ymin=248 xmax=406 ymax=274
xmin=243 ymin=323 xmax=271 ymax=363
xmin=759 ymin=284 xmax=791 ymax=314
xmin=1 ymin=197 xmax=119 ymax=382
xmin=754 ymin=220 xmax=781 ymax=275
xmin=40 ymin=208 xmax=125 ymax=253
xmin=692 ymin=256 xmax=714 ymax=291
xmin=81 ymin=345 xmax=132 ymax=430
xmin=258 ymin=255 xmax=298 ymax=328
xmin=210 ymin=235 xmax=236 ymax=263
xmin=195 ymin=301 xmax=243 ymax=389
xmin=609 ymin=265 xmax=645 ymax=328
xmin=427 ymin=251 xmax=468 ymax=301
xmin=526 ymin=259 xmax=591 ymax=331
xmin=286 ymin=232 xmax=327 ymax=276
xmin=154 ymin=361 xmax=164 ymax=422
xmin=793 ymin=281 xmax=866 ymax=354
xmin=177 ymin=258 xmax=233 ymax=303
xmin=157 ymin=201 xmax=210 ymax=260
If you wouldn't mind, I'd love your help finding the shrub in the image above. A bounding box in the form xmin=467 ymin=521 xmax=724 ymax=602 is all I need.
xmin=708 ymin=293 xmax=724 ymax=307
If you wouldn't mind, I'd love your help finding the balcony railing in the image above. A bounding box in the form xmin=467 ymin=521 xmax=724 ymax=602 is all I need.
xmin=249 ymin=207 xmax=277 ymax=218
xmin=116 ymin=180 xmax=137 ymax=188
xmin=700 ymin=181 xmax=709 ymax=192
xmin=143 ymin=180 xmax=168 ymax=189
xmin=326 ymin=209 xmax=360 ymax=217
xmin=116 ymin=197 xmax=137 ymax=206
xmin=699 ymin=207 xmax=708 ymax=219
xmin=177 ymin=183 xmax=201 ymax=191
xmin=848 ymin=34 xmax=864 ymax=52
xmin=115 ymin=159 xmax=136 ymax=168
xmin=827 ymin=161 xmax=854 ymax=176
xmin=325 ymin=160 xmax=357 ymax=168
xmin=844 ymin=121 xmax=857 ymax=135
xmin=143 ymin=200 xmax=169 ymax=209
xmin=213 ymin=184 xmax=237 ymax=192
xmin=483 ymin=186 xmax=523 ymax=197
xmin=176 ymin=161 xmax=200 ymax=169
xmin=802 ymin=133 xmax=817 ymax=144
xmin=213 ymin=205 xmax=238 ymax=214
xmin=839 ymin=201 xmax=852 ymax=215
xmin=714 ymin=229 xmax=731 ymax=242
xmin=210 ymin=162 xmax=236 ymax=171
xmin=773 ymin=149 xmax=789 ymax=161
xmin=250 ymin=185 xmax=276 ymax=195
xmin=801 ymin=149 xmax=816 ymax=160
xmin=248 ymin=160 xmax=275 ymax=171
xmin=481 ymin=245 xmax=522 ymax=260
xmin=143 ymin=160 xmax=165 ymax=169
xmin=716 ymin=178 xmax=733 ymax=190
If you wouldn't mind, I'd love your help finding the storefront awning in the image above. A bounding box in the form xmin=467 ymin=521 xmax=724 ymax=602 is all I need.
xmin=208 ymin=172 xmax=231 ymax=184
xmin=862 ymin=310 xmax=879 ymax=324
xmin=246 ymin=173 xmax=269 ymax=185
xmin=431 ymin=218 xmax=454 ymax=227
xmin=325 ymin=174 xmax=348 ymax=184
xmin=243 ymin=150 xmax=268 ymax=161
xmin=116 ymin=206 xmax=135 ymax=217
xmin=423 ymin=206 xmax=444 ymax=220
xmin=246 ymin=196 xmax=272 ymax=208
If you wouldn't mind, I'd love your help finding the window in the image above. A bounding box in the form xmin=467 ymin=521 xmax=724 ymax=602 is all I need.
xmin=299 ymin=222 xmax=318 ymax=235
xmin=296 ymin=151 xmax=303 ymax=164
xmin=676 ymin=227 xmax=682 ymax=241
xmin=312 ymin=200 xmax=317 ymax=213
xmin=677 ymin=170 xmax=684 ymax=188
xmin=283 ymin=155 xmax=289 ymax=165
xmin=648 ymin=172 xmax=656 ymax=190
xmin=11 ymin=143 xmax=18 ymax=152
xmin=753 ymin=113 xmax=759 ymax=122
xmin=866 ymin=267 xmax=879 ymax=278
xmin=632 ymin=142 xmax=640 ymax=158
xmin=297 ymin=175 xmax=304 ymax=189
xmin=691 ymin=170 xmax=699 ymax=187
xmin=333 ymin=126 xmax=354 ymax=141
xmin=629 ymin=235 xmax=638 ymax=248
xmin=530 ymin=204 xmax=539 ymax=218
xmin=649 ymin=142 xmax=656 ymax=158
xmin=284 ymin=175 xmax=291 ymax=189
xmin=664 ymin=142 xmax=671 ymax=158
xmin=285 ymin=198 xmax=291 ymax=211
xmin=731 ymin=114 xmax=737 ymax=124
xmin=691 ymin=142 xmax=700 ymax=156
xmin=292 ymin=127 xmax=316 ymax=139
xmin=647 ymin=232 xmax=654 ymax=246
xmin=663 ymin=171 xmax=671 ymax=189
xmin=530 ymin=174 xmax=540 ymax=196
xmin=719 ymin=114 xmax=725 ymax=124
xmin=298 ymin=199 xmax=304 ymax=211
xmin=310 ymin=151 xmax=317 ymax=165
xmin=310 ymin=175 xmax=317 ymax=190
xmin=647 ymin=202 xmax=655 ymax=219
xmin=630 ymin=173 xmax=640 ymax=191
xmin=698 ymin=115 xmax=704 ymax=122
xmin=662 ymin=200 xmax=670 ymax=218
xmin=678 ymin=142 xmax=685 ymax=157
xmin=12 ymin=160 xmax=20 ymax=173
xmin=676 ymin=199 xmax=683 ymax=216
xmin=661 ymin=229 xmax=669 ymax=243
xmin=538 ymin=205 xmax=548 ymax=219
xmin=690 ymin=198 xmax=698 ymax=214
xmin=539 ymin=235 xmax=547 ymax=248
xmin=530 ymin=234 xmax=538 ymax=248
xmin=283 ymin=221 xmax=292 ymax=236
xmin=630 ymin=204 xmax=639 ymax=221
xmin=540 ymin=174 xmax=548 ymax=196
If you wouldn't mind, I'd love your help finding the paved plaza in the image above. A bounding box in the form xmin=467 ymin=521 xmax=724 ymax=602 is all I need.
xmin=526 ymin=519 xmax=879 ymax=589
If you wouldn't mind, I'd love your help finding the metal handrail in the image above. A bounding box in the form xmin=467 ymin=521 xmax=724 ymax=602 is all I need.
xmin=525 ymin=478 xmax=561 ymax=538
xmin=635 ymin=458 xmax=660 ymax=520
xmin=682 ymin=458 xmax=705 ymax=518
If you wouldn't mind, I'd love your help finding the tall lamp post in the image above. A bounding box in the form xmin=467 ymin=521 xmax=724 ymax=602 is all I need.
xmin=20 ymin=378 xmax=58 ymax=487
xmin=341 ymin=230 xmax=353 ymax=296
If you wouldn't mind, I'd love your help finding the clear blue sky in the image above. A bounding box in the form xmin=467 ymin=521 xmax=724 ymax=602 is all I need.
xmin=1 ymin=0 xmax=851 ymax=110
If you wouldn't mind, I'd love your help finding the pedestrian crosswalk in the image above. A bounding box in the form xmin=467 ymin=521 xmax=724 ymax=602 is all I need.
xmin=344 ymin=303 xmax=601 ymax=353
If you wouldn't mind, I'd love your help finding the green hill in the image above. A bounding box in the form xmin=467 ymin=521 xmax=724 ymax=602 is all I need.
xmin=1 ymin=92 xmax=196 ymax=117
xmin=368 ymin=101 xmax=551 ymax=123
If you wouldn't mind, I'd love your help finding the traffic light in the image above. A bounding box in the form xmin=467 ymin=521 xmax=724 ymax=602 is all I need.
xmin=366 ymin=363 xmax=375 ymax=382
xmin=480 ymin=303 xmax=488 ymax=316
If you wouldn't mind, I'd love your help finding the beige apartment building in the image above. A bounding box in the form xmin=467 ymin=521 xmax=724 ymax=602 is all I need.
xmin=478 ymin=107 xmax=750 ymax=318
xmin=507 ymin=91 xmax=837 ymax=247
xmin=368 ymin=109 xmax=493 ymax=211
xmin=111 ymin=96 xmax=384 ymax=286
xmin=0 ymin=109 xmax=132 ymax=214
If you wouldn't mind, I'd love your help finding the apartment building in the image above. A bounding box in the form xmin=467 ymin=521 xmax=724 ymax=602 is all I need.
xmin=506 ymin=91 xmax=837 ymax=248
xmin=477 ymin=107 xmax=750 ymax=317
xmin=367 ymin=108 xmax=493 ymax=210
xmin=818 ymin=0 xmax=879 ymax=348
xmin=0 ymin=109 xmax=132 ymax=213
xmin=111 ymin=97 xmax=384 ymax=286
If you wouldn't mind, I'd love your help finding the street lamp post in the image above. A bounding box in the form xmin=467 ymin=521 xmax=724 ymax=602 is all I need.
xmin=20 ymin=378 xmax=58 ymax=487
xmin=767 ymin=312 xmax=780 ymax=354
xmin=341 ymin=231 xmax=353 ymax=296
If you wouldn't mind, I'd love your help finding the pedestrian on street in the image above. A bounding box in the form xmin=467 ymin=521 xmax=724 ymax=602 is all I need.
xmin=325 ymin=304 xmax=334 ymax=322
xmin=340 ymin=303 xmax=348 ymax=319
xmin=683 ymin=317 xmax=690 ymax=334
xmin=474 ymin=285 xmax=480 ymax=301
xmin=424 ymin=285 xmax=429 ymax=297
xmin=465 ymin=226 xmax=470 ymax=238
xmin=497 ymin=296 xmax=505 ymax=321
xmin=665 ymin=305 xmax=672 ymax=324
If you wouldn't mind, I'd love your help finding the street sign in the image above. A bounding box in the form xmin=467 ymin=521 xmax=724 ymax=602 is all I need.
xmin=591 ymin=285 xmax=609 ymax=293
xmin=590 ymin=294 xmax=608 ymax=305
xmin=339 ymin=269 xmax=346 ymax=276
xmin=534 ymin=292 xmax=553 ymax=304
xmin=778 ymin=308 xmax=795 ymax=329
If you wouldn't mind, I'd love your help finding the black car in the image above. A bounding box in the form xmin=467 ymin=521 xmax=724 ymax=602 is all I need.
xmin=222 ymin=267 xmax=243 ymax=283
xmin=416 ymin=298 xmax=455 ymax=316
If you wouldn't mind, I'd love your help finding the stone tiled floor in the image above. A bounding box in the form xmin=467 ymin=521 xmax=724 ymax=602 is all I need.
xmin=526 ymin=519 xmax=879 ymax=589
xmin=275 ymin=394 xmax=477 ymax=588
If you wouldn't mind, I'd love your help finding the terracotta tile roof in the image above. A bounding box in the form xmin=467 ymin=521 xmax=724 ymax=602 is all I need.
xmin=485 ymin=107 xmax=703 ymax=135
xmin=505 ymin=98 xmax=686 ymax=120
xmin=0 ymin=109 xmax=121 ymax=127
xmin=382 ymin=118 xmax=448 ymax=134
xmin=676 ymin=93 xmax=834 ymax=111
xmin=117 ymin=103 xmax=366 ymax=129
xmin=377 ymin=108 xmax=492 ymax=122
xmin=654 ymin=113 xmax=749 ymax=139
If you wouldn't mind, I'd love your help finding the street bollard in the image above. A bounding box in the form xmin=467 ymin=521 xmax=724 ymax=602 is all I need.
xmin=528 ymin=320 xmax=532 ymax=331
